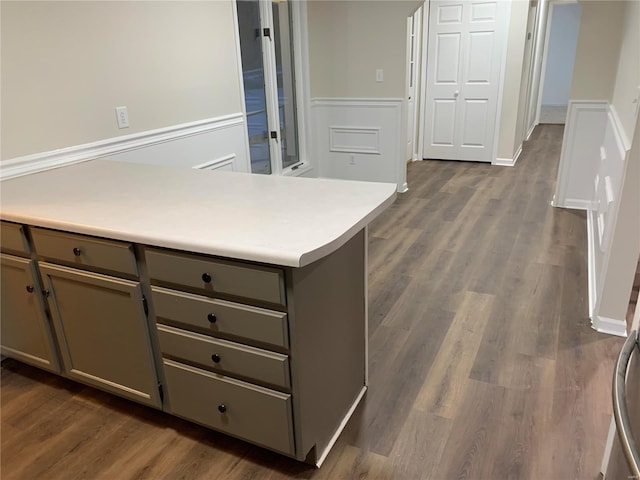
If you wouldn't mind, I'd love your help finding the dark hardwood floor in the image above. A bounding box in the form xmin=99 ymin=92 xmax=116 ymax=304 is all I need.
xmin=1 ymin=125 xmax=624 ymax=479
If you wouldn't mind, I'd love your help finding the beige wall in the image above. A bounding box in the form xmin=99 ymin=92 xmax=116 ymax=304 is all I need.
xmin=308 ymin=1 xmax=418 ymax=98
xmin=610 ymin=0 xmax=640 ymax=141
xmin=1 ymin=1 xmax=242 ymax=160
xmin=598 ymin=0 xmax=640 ymax=322
xmin=570 ymin=0 xmax=625 ymax=101
xmin=497 ymin=0 xmax=530 ymax=160
xmin=598 ymin=111 xmax=640 ymax=323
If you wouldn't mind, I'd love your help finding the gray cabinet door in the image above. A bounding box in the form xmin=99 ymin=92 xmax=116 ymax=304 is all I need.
xmin=39 ymin=263 xmax=160 ymax=408
xmin=0 ymin=254 xmax=59 ymax=372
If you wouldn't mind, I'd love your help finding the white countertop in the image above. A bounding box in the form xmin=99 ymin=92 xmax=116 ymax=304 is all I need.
xmin=0 ymin=160 xmax=396 ymax=267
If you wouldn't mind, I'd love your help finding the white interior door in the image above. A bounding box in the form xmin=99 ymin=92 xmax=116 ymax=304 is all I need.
xmin=423 ymin=0 xmax=509 ymax=162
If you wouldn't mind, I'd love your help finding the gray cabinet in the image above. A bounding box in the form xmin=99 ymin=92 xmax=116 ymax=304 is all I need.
xmin=145 ymin=246 xmax=295 ymax=454
xmin=39 ymin=262 xmax=161 ymax=407
xmin=0 ymin=254 xmax=59 ymax=372
xmin=29 ymin=228 xmax=163 ymax=408
xmin=1 ymin=222 xmax=367 ymax=464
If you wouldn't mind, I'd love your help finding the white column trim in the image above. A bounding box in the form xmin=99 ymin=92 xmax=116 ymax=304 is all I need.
xmin=494 ymin=143 xmax=523 ymax=167
xmin=591 ymin=315 xmax=628 ymax=337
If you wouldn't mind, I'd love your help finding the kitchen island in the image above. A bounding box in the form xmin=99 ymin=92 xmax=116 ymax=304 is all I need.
xmin=0 ymin=160 xmax=396 ymax=465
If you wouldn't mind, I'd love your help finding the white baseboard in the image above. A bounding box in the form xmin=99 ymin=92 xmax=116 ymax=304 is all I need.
xmin=311 ymin=98 xmax=405 ymax=192
xmin=525 ymin=122 xmax=537 ymax=141
xmin=493 ymin=143 xmax=523 ymax=167
xmin=0 ymin=113 xmax=249 ymax=180
xmin=314 ymin=386 xmax=367 ymax=467
xmin=559 ymin=198 xmax=593 ymax=210
xmin=591 ymin=315 xmax=627 ymax=337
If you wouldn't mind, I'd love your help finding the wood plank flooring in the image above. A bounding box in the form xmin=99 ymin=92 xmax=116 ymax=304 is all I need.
xmin=1 ymin=125 xmax=625 ymax=479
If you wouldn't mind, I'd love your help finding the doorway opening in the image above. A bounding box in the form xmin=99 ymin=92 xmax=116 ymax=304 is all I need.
xmin=537 ymin=1 xmax=581 ymax=125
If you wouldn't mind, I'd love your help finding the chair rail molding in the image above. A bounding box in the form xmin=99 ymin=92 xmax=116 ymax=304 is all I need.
xmin=311 ymin=98 xmax=406 ymax=192
xmin=0 ymin=113 xmax=249 ymax=180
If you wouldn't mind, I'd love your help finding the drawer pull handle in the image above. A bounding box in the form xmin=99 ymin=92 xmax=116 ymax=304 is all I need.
xmin=73 ymin=247 xmax=82 ymax=257
xmin=202 ymin=272 xmax=212 ymax=283
xmin=207 ymin=313 xmax=217 ymax=323
xmin=211 ymin=353 xmax=221 ymax=363
xmin=218 ymin=404 xmax=227 ymax=414
xmin=25 ymin=285 xmax=35 ymax=293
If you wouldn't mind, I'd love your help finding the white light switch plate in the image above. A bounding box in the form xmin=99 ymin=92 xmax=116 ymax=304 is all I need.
xmin=115 ymin=106 xmax=129 ymax=129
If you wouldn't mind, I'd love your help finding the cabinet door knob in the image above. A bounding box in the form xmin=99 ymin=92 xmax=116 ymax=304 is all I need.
xmin=42 ymin=289 xmax=50 ymax=297
xmin=211 ymin=353 xmax=221 ymax=363
xmin=202 ymin=272 xmax=212 ymax=283
xmin=73 ymin=247 xmax=82 ymax=257
xmin=207 ymin=313 xmax=217 ymax=323
xmin=25 ymin=285 xmax=35 ymax=293
xmin=218 ymin=404 xmax=227 ymax=413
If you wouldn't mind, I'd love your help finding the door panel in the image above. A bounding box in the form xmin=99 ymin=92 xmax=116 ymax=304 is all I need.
xmin=432 ymin=100 xmax=457 ymax=145
xmin=40 ymin=263 xmax=160 ymax=407
xmin=435 ymin=34 xmax=461 ymax=84
xmin=471 ymin=2 xmax=497 ymax=22
xmin=467 ymin=32 xmax=494 ymax=82
xmin=461 ymin=99 xmax=488 ymax=146
xmin=423 ymin=0 xmax=508 ymax=162
xmin=438 ymin=3 xmax=463 ymax=23
xmin=0 ymin=254 xmax=59 ymax=372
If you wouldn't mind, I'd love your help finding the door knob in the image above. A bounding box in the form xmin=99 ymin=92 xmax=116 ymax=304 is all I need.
xmin=25 ymin=285 xmax=35 ymax=293
xmin=453 ymin=91 xmax=459 ymax=98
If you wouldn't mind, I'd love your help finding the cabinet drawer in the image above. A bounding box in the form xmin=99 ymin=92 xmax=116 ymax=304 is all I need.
xmin=151 ymin=286 xmax=288 ymax=349
xmin=145 ymin=248 xmax=285 ymax=307
xmin=1 ymin=222 xmax=28 ymax=255
xmin=163 ymin=359 xmax=294 ymax=455
xmin=32 ymin=228 xmax=137 ymax=276
xmin=157 ymin=324 xmax=290 ymax=389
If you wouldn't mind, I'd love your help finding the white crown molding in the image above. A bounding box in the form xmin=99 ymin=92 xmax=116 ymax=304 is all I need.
xmin=1 ymin=113 xmax=244 ymax=181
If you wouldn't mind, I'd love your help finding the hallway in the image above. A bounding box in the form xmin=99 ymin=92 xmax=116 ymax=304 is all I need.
xmin=1 ymin=125 xmax=624 ymax=479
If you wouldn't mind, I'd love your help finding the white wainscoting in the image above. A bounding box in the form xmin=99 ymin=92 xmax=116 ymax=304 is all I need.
xmin=311 ymin=98 xmax=407 ymax=192
xmin=589 ymin=106 xmax=630 ymax=337
xmin=553 ymin=101 xmax=608 ymax=210
xmin=0 ymin=113 xmax=250 ymax=180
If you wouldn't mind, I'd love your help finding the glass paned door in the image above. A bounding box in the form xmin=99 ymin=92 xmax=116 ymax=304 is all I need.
xmin=237 ymin=0 xmax=301 ymax=174
xmin=237 ymin=1 xmax=271 ymax=174
xmin=272 ymin=0 xmax=299 ymax=169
